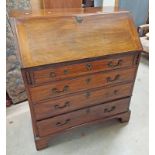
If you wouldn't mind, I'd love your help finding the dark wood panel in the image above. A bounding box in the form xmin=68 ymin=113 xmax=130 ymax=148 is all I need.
xmin=37 ymin=97 xmax=130 ymax=137
xmin=34 ymin=83 xmax=133 ymax=120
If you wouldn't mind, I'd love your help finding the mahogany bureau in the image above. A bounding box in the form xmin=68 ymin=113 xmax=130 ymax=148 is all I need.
xmin=11 ymin=7 xmax=142 ymax=150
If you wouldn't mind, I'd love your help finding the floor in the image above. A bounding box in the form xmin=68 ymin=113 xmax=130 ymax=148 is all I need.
xmin=6 ymin=56 xmax=149 ymax=155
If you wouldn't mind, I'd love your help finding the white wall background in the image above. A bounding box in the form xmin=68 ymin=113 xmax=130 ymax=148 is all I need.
xmin=94 ymin=0 xmax=115 ymax=7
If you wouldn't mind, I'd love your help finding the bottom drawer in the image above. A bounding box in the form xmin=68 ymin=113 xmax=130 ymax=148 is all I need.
xmin=37 ymin=97 xmax=130 ymax=137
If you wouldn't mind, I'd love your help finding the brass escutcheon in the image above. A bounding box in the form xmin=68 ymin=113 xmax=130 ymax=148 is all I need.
xmin=75 ymin=16 xmax=83 ymax=23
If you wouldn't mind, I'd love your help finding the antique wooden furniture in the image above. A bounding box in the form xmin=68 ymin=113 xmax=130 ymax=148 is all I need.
xmin=30 ymin=0 xmax=82 ymax=10
xmin=43 ymin=0 xmax=82 ymax=9
xmin=11 ymin=7 xmax=142 ymax=150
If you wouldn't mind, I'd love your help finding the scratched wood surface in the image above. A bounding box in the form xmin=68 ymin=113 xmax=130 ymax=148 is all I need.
xmin=12 ymin=8 xmax=142 ymax=68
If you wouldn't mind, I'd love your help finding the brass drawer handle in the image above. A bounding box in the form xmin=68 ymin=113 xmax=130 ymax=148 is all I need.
xmin=113 ymin=90 xmax=119 ymax=95
xmin=50 ymin=72 xmax=56 ymax=78
xmin=107 ymin=74 xmax=120 ymax=82
xmin=108 ymin=60 xmax=123 ymax=68
xmin=56 ymin=119 xmax=71 ymax=127
xmin=104 ymin=106 xmax=116 ymax=113
xmin=52 ymin=85 xmax=69 ymax=95
xmin=54 ymin=101 xmax=70 ymax=110
xmin=86 ymin=78 xmax=91 ymax=84
xmin=85 ymin=92 xmax=91 ymax=98
xmin=86 ymin=63 xmax=93 ymax=71
xmin=64 ymin=70 xmax=69 ymax=75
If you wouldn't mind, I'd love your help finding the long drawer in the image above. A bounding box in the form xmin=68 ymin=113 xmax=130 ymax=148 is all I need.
xmin=28 ymin=53 xmax=136 ymax=85
xmin=37 ymin=97 xmax=130 ymax=137
xmin=29 ymin=68 xmax=136 ymax=102
xmin=34 ymin=83 xmax=133 ymax=120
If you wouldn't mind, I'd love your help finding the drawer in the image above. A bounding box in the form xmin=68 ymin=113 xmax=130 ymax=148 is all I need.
xmin=34 ymin=83 xmax=133 ymax=120
xmin=37 ymin=97 xmax=130 ymax=137
xmin=30 ymin=53 xmax=136 ymax=85
xmin=29 ymin=68 xmax=136 ymax=102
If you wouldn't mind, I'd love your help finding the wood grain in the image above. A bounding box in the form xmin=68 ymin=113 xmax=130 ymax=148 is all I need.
xmin=10 ymin=7 xmax=120 ymax=18
xmin=12 ymin=8 xmax=142 ymax=150
xmin=13 ymin=9 xmax=142 ymax=68
xmin=30 ymin=0 xmax=44 ymax=10
xmin=37 ymin=97 xmax=130 ymax=137
xmin=29 ymin=67 xmax=136 ymax=102
xmin=31 ymin=53 xmax=135 ymax=85
xmin=34 ymin=83 xmax=133 ymax=120
xmin=43 ymin=0 xmax=82 ymax=9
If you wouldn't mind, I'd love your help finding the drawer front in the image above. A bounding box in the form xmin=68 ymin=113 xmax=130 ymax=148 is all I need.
xmin=31 ymin=54 xmax=135 ymax=85
xmin=34 ymin=83 xmax=133 ymax=120
xmin=30 ymin=68 xmax=136 ymax=102
xmin=37 ymin=97 xmax=130 ymax=137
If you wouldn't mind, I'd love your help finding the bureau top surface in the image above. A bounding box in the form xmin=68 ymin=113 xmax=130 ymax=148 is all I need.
xmin=12 ymin=7 xmax=142 ymax=68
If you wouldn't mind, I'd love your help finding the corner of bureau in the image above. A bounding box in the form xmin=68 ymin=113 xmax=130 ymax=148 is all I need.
xmin=10 ymin=7 xmax=143 ymax=150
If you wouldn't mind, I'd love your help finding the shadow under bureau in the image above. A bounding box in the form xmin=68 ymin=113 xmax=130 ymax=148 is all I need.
xmin=11 ymin=7 xmax=143 ymax=150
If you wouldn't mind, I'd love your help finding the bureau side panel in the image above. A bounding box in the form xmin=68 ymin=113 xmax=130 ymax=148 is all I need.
xmin=21 ymin=69 xmax=39 ymax=137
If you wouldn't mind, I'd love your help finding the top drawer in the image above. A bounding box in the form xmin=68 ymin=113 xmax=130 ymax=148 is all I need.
xmin=24 ymin=53 xmax=137 ymax=86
